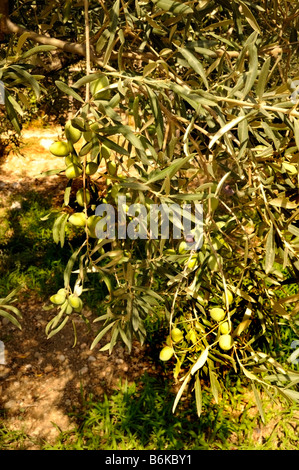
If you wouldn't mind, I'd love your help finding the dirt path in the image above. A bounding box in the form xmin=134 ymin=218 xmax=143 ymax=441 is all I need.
xmin=0 ymin=127 xmax=159 ymax=448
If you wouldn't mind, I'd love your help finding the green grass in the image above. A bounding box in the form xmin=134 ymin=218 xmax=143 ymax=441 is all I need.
xmin=0 ymin=189 xmax=106 ymax=306
xmin=37 ymin=373 xmax=297 ymax=450
xmin=0 ymin=190 xmax=66 ymax=298
xmin=0 ymin=426 xmax=30 ymax=450
xmin=1 ymin=372 xmax=298 ymax=450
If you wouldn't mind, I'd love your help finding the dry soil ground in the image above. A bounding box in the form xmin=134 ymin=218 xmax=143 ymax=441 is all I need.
xmin=0 ymin=126 xmax=159 ymax=448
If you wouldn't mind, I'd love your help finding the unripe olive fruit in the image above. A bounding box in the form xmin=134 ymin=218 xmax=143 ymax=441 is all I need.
xmin=210 ymin=196 xmax=219 ymax=211
xmin=90 ymin=75 xmax=110 ymax=100
xmin=101 ymin=144 xmax=111 ymax=160
xmin=165 ymin=249 xmax=176 ymax=255
xmin=65 ymin=303 xmax=73 ymax=315
xmin=76 ymin=188 xmax=91 ymax=207
xmin=57 ymin=288 xmax=67 ymax=297
xmin=65 ymin=121 xmax=82 ymax=144
xmin=50 ymin=293 xmax=66 ymax=305
xmin=159 ymin=346 xmax=174 ymax=361
xmin=65 ymin=155 xmax=76 ymax=167
xmin=222 ymin=290 xmax=234 ymax=305
xmin=187 ymin=256 xmax=197 ymax=269
xmin=107 ymin=161 xmax=117 ymax=176
xmin=86 ymin=162 xmax=98 ymax=175
xmin=210 ymin=307 xmax=226 ymax=322
xmin=187 ymin=329 xmax=197 ymax=345
xmin=111 ymin=184 xmax=120 ymax=199
xmin=83 ymin=131 xmax=93 ymax=142
xmin=171 ymin=328 xmax=184 ymax=343
xmin=207 ymin=254 xmax=217 ymax=271
xmin=219 ymin=334 xmax=234 ymax=351
xmin=87 ymin=215 xmax=101 ymax=238
xmin=65 ymin=163 xmax=83 ymax=179
xmin=50 ymin=141 xmax=70 ymax=157
xmin=220 ymin=321 xmax=230 ymax=334
xmin=68 ymin=294 xmax=83 ymax=312
xmin=68 ymin=212 xmax=86 ymax=227
xmin=147 ymin=124 xmax=156 ymax=135
xmin=178 ymin=241 xmax=187 ymax=254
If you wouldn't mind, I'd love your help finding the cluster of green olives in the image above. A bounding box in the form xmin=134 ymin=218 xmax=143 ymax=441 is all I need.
xmin=50 ymin=288 xmax=83 ymax=315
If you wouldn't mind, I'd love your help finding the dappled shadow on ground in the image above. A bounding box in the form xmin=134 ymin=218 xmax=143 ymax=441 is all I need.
xmin=0 ymin=160 xmax=161 ymax=448
xmin=0 ymin=127 xmax=158 ymax=447
xmin=52 ymin=373 xmax=235 ymax=450
xmin=0 ymin=296 xmax=160 ymax=448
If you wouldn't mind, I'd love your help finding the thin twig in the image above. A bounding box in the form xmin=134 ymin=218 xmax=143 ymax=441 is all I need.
xmin=84 ymin=0 xmax=91 ymax=101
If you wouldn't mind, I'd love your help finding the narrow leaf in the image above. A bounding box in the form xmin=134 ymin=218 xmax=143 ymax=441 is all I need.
xmin=99 ymin=136 xmax=129 ymax=156
xmin=90 ymin=321 xmax=116 ymax=350
xmin=242 ymin=43 xmax=258 ymax=99
xmin=1 ymin=304 xmax=22 ymax=317
xmin=178 ymin=47 xmax=208 ymax=88
xmin=265 ymin=223 xmax=275 ymax=274
xmin=172 ymin=372 xmax=191 ymax=413
xmin=64 ymin=248 xmax=81 ymax=288
xmin=53 ymin=213 xmax=65 ymax=244
xmin=147 ymin=154 xmax=193 ymax=184
xmin=5 ymin=93 xmax=22 ymax=134
xmin=47 ymin=316 xmax=69 ymax=339
xmin=191 ymin=348 xmax=209 ymax=375
xmin=16 ymin=32 xmax=32 ymax=54
xmin=194 ymin=373 xmax=202 ymax=418
xmin=256 ymin=57 xmax=271 ymax=100
xmin=60 ymin=214 xmax=68 ymax=248
xmin=0 ymin=309 xmax=22 ymax=330
xmin=103 ymin=0 xmax=120 ymax=66
xmin=98 ymin=125 xmax=144 ymax=151
xmin=269 ymin=197 xmax=297 ymax=209
xmin=55 ymin=80 xmax=84 ymax=103
xmin=155 ymin=0 xmax=193 ymax=15
xmin=21 ymin=45 xmax=57 ymax=59
xmin=238 ymin=0 xmax=261 ymax=34
xmin=145 ymin=85 xmax=164 ymax=148
xmin=9 ymin=65 xmax=41 ymax=99
xmin=251 ymin=381 xmax=265 ymax=423
xmin=209 ymin=115 xmax=246 ymax=149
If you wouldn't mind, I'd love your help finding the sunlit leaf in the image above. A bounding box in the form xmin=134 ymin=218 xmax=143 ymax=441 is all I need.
xmin=90 ymin=321 xmax=116 ymax=350
xmin=191 ymin=348 xmax=209 ymax=375
xmin=256 ymin=57 xmax=271 ymax=100
xmin=238 ymin=0 xmax=261 ymax=34
xmin=209 ymin=115 xmax=247 ymax=149
xmin=154 ymin=0 xmax=193 ymax=15
xmin=0 ymin=308 xmax=22 ymax=330
xmin=194 ymin=373 xmax=202 ymax=418
xmin=177 ymin=47 xmax=208 ymax=89
xmin=265 ymin=223 xmax=275 ymax=274
xmin=21 ymin=45 xmax=57 ymax=59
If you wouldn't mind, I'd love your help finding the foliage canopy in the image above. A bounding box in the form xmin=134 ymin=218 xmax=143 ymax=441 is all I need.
xmin=1 ymin=0 xmax=299 ymax=416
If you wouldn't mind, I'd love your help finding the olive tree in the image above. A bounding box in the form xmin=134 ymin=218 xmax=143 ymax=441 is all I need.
xmin=1 ymin=0 xmax=299 ymax=416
